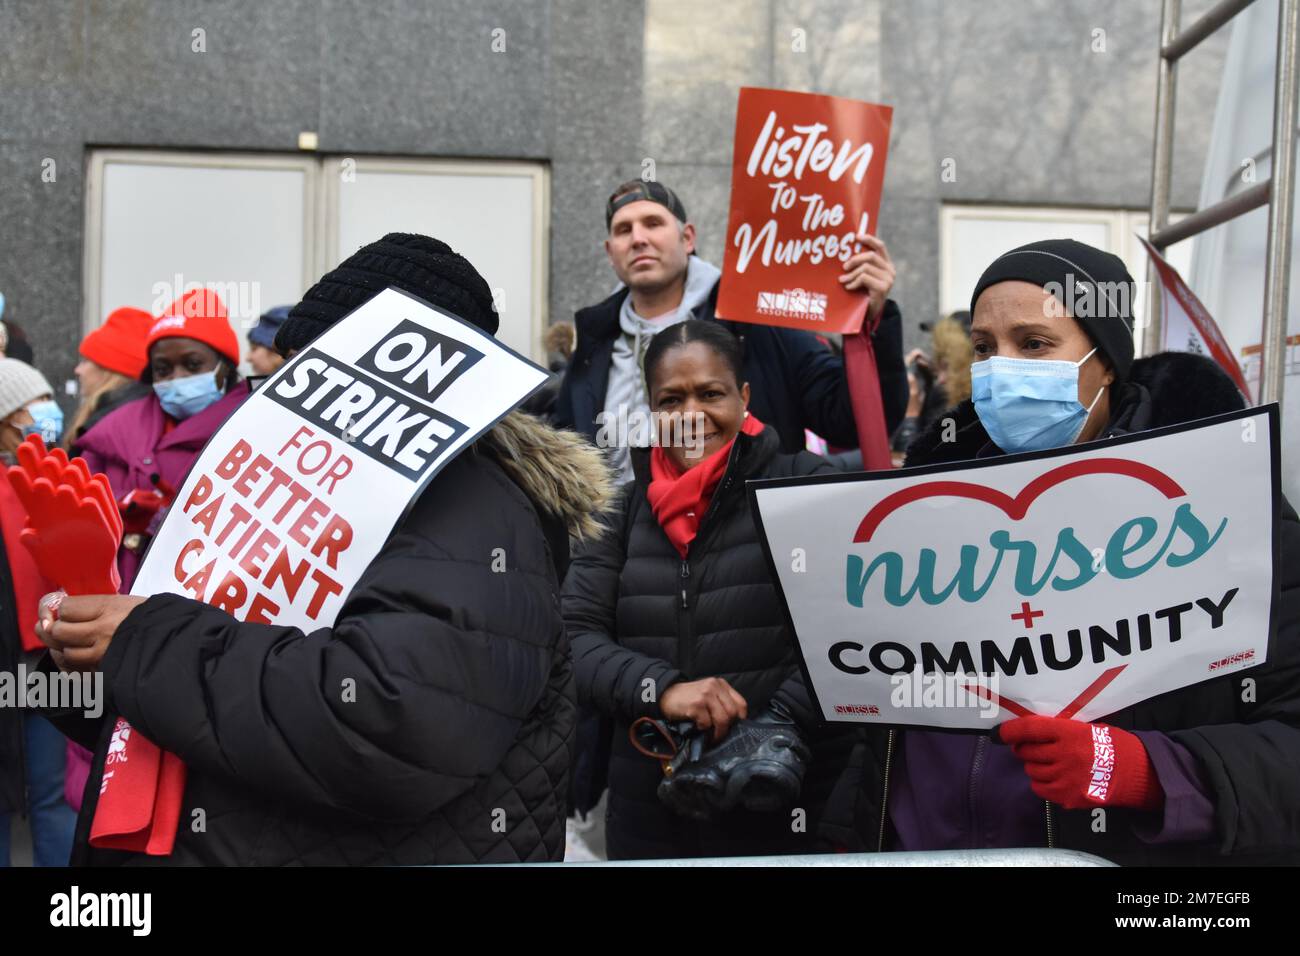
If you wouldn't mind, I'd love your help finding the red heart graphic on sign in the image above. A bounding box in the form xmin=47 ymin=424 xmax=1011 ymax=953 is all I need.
xmin=853 ymin=458 xmax=1185 ymax=543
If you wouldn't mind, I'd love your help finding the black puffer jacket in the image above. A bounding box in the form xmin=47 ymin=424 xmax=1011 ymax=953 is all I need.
xmin=564 ymin=423 xmax=854 ymax=859
xmin=44 ymin=413 xmax=612 ymax=865
xmin=796 ymin=352 xmax=1300 ymax=863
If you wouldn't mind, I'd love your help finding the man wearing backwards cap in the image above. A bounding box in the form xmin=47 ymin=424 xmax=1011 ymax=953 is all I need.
xmin=554 ymin=178 xmax=909 ymax=483
xmin=35 ymin=233 xmax=611 ymax=865
xmin=773 ymin=237 xmax=1300 ymax=863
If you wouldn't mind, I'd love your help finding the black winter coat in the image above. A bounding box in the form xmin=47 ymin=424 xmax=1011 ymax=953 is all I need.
xmin=43 ymin=415 xmax=610 ymax=865
xmin=557 ymin=283 xmax=907 ymax=816
xmin=563 ymin=424 xmax=852 ymax=859
xmin=791 ymin=352 xmax=1300 ymax=863
xmin=553 ymin=281 xmax=909 ymax=453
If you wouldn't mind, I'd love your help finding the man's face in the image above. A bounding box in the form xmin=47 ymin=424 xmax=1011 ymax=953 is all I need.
xmin=604 ymin=199 xmax=695 ymax=295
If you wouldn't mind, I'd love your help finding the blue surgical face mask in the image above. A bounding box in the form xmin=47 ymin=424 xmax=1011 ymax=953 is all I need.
xmin=971 ymin=347 xmax=1104 ymax=454
xmin=153 ymin=370 xmax=223 ymax=420
xmin=21 ymin=399 xmax=64 ymax=444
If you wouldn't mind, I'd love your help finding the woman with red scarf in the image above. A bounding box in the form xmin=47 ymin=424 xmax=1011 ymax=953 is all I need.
xmin=563 ymin=320 xmax=851 ymax=860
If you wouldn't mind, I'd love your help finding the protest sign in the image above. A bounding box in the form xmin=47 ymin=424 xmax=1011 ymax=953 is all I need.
xmin=130 ymin=286 xmax=549 ymax=629
xmin=1139 ymin=236 xmax=1251 ymax=397
xmin=716 ymin=87 xmax=892 ymax=335
xmin=750 ymin=407 xmax=1278 ymax=729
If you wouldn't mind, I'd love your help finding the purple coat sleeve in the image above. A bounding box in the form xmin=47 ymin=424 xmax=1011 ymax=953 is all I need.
xmin=1131 ymin=730 xmax=1217 ymax=844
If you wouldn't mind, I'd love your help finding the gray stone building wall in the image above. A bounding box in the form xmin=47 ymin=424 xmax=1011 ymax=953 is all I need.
xmin=0 ymin=0 xmax=1227 ymax=406
xmin=635 ymin=0 xmax=1227 ymax=350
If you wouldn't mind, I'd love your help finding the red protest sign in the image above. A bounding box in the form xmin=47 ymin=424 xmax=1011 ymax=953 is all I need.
xmin=716 ymin=87 xmax=893 ymax=335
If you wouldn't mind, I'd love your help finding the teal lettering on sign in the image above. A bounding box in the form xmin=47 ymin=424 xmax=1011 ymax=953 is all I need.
xmin=845 ymin=504 xmax=1227 ymax=608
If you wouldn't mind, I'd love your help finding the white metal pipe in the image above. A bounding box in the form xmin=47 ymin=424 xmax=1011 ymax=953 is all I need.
xmin=1261 ymin=0 xmax=1299 ymax=407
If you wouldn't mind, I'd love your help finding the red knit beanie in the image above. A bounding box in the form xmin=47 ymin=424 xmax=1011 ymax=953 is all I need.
xmin=146 ymin=288 xmax=240 ymax=367
xmin=81 ymin=306 xmax=153 ymax=378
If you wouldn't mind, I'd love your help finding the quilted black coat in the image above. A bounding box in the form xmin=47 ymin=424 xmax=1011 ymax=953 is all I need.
xmin=45 ymin=413 xmax=611 ymax=865
xmin=789 ymin=352 xmax=1300 ymax=863
xmin=563 ymin=424 xmax=855 ymax=859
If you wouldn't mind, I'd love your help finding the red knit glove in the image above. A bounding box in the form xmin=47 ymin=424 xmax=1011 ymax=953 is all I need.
xmin=998 ymin=716 xmax=1164 ymax=811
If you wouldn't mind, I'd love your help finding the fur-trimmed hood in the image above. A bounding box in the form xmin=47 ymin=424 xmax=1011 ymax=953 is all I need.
xmin=905 ymin=350 xmax=1248 ymax=467
xmin=478 ymin=410 xmax=613 ymax=542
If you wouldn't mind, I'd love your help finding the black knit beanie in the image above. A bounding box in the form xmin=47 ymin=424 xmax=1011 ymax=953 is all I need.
xmin=276 ymin=233 xmax=498 ymax=354
xmin=970 ymin=238 xmax=1137 ymax=382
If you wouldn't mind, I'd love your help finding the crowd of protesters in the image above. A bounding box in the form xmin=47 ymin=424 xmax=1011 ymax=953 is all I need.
xmin=0 ymin=176 xmax=1296 ymax=867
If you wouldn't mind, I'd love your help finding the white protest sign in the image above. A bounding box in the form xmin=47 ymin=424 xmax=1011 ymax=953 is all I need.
xmin=750 ymin=407 xmax=1278 ymax=729
xmin=131 ymin=286 xmax=549 ymax=630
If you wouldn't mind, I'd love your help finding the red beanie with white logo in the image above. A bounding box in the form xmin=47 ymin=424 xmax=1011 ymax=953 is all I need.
xmin=146 ymin=289 xmax=240 ymax=367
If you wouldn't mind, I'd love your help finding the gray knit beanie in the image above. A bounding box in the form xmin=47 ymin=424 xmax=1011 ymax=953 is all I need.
xmin=0 ymin=358 xmax=54 ymax=420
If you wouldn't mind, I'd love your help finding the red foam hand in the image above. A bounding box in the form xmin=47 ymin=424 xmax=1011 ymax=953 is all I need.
xmin=8 ymin=451 xmax=64 ymax=547
xmin=11 ymin=437 xmax=174 ymax=856
xmin=93 ymin=475 xmax=124 ymax=543
xmin=34 ymin=442 xmax=65 ymax=484
xmin=11 ymin=435 xmax=45 ymax=486
xmin=999 ymin=715 xmax=1163 ymax=812
xmin=56 ymin=454 xmax=123 ymax=543
xmin=7 ymin=435 xmax=122 ymax=595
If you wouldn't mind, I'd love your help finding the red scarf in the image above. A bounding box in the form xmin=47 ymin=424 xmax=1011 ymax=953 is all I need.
xmin=89 ymin=720 xmax=186 ymax=853
xmin=647 ymin=413 xmax=764 ymax=558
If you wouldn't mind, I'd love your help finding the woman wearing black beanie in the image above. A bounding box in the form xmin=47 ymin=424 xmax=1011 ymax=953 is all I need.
xmin=783 ymin=238 xmax=1300 ymax=864
xmin=908 ymin=238 xmax=1249 ymax=459
xmin=33 ymin=234 xmax=615 ymax=866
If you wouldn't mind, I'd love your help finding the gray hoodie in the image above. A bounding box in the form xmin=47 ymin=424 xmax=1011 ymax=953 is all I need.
xmin=601 ymin=257 xmax=723 ymax=482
